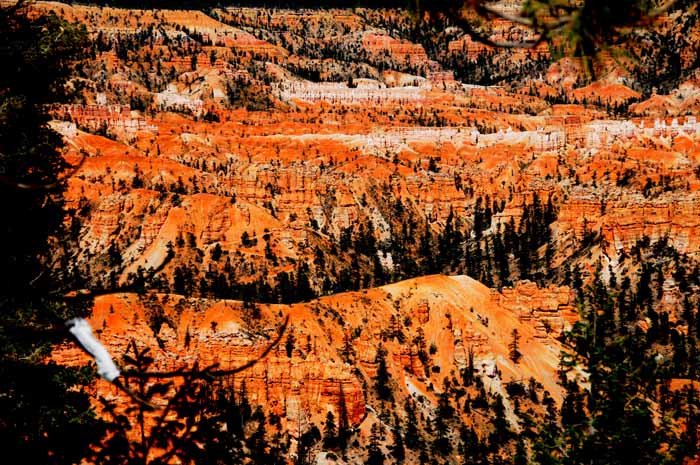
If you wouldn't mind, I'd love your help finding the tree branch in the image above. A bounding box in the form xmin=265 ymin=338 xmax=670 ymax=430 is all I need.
xmin=122 ymin=315 xmax=289 ymax=380
xmin=0 ymin=151 xmax=86 ymax=190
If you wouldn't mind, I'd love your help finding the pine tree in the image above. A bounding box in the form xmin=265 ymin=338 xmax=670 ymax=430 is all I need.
xmin=0 ymin=4 xmax=105 ymax=464
xmin=366 ymin=423 xmax=385 ymax=465
xmin=375 ymin=343 xmax=393 ymax=401
xmin=545 ymin=279 xmax=675 ymax=465
xmin=509 ymin=329 xmax=522 ymax=363
xmin=323 ymin=410 xmax=338 ymax=450
xmin=296 ymin=424 xmax=321 ymax=465
xmin=462 ymin=423 xmax=488 ymax=463
xmin=390 ymin=420 xmax=406 ymax=463
xmin=490 ymin=393 xmax=511 ymax=444
xmin=404 ymin=398 xmax=421 ymax=450
xmin=513 ymin=435 xmax=528 ymax=465
xmin=432 ymin=412 xmax=452 ymax=456
xmin=532 ymin=392 xmax=561 ymax=465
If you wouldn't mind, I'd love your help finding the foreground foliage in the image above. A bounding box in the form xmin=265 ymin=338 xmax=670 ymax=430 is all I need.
xmin=0 ymin=2 xmax=104 ymax=463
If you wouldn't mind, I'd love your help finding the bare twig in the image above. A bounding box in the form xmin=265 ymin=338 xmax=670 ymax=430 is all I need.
xmin=648 ymin=0 xmax=679 ymax=18
xmin=0 ymin=0 xmax=28 ymax=17
xmin=0 ymin=151 xmax=86 ymax=190
xmin=478 ymin=3 xmax=533 ymax=26
xmin=60 ymin=249 xmax=174 ymax=300
xmin=479 ymin=3 xmax=573 ymax=29
xmin=122 ymin=315 xmax=290 ymax=380
xmin=66 ymin=314 xmax=289 ymax=408
xmin=112 ymin=377 xmax=159 ymax=409
xmin=422 ymin=0 xmax=678 ymax=54
xmin=454 ymin=16 xmax=548 ymax=49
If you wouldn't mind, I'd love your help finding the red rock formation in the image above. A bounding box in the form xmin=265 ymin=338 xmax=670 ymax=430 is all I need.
xmin=492 ymin=280 xmax=577 ymax=339
xmin=54 ymin=275 xmax=578 ymax=431
xmin=558 ymin=194 xmax=700 ymax=255
xmin=362 ymin=33 xmax=430 ymax=67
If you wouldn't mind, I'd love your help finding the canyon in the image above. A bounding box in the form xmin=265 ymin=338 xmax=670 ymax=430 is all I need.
xmin=16 ymin=0 xmax=699 ymax=463
xmin=54 ymin=275 xmax=576 ymax=434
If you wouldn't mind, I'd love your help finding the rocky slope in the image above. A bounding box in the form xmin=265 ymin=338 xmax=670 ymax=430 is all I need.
xmin=54 ymin=274 xmax=576 ymax=461
xmin=26 ymin=0 xmax=700 ymax=462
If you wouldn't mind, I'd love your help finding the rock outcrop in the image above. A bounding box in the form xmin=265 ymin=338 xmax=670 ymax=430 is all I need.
xmin=54 ymin=275 xmax=577 ymax=431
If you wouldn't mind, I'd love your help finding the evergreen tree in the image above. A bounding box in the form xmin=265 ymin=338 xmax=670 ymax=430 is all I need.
xmin=375 ymin=343 xmax=393 ymax=401
xmin=490 ymin=394 xmax=511 ymax=445
xmin=390 ymin=421 xmax=406 ymax=463
xmin=543 ymin=276 xmax=679 ymax=465
xmin=404 ymin=398 xmax=421 ymax=450
xmin=366 ymin=423 xmax=385 ymax=465
xmin=0 ymin=4 xmax=105 ymax=464
xmin=432 ymin=412 xmax=452 ymax=456
xmin=513 ymin=435 xmax=528 ymax=465
xmin=459 ymin=423 xmax=486 ymax=464
xmin=296 ymin=425 xmax=321 ymax=465
xmin=323 ymin=410 xmax=338 ymax=450
xmin=509 ymin=329 xmax=522 ymax=363
xmin=532 ymin=392 xmax=561 ymax=465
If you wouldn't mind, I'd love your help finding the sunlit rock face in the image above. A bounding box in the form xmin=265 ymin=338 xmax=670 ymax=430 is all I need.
xmin=53 ymin=275 xmax=576 ymax=432
xmin=31 ymin=0 xmax=700 ymax=459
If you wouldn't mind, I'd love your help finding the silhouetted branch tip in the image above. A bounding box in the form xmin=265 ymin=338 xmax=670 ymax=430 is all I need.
xmin=0 ymin=152 xmax=86 ymax=190
xmin=123 ymin=314 xmax=290 ymax=380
